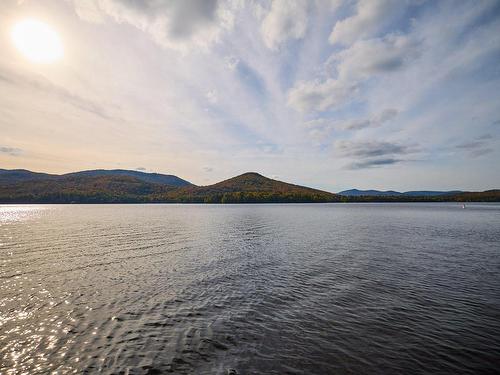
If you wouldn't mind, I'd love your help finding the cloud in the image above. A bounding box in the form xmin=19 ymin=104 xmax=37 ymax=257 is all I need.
xmin=260 ymin=0 xmax=309 ymax=50
xmin=342 ymin=108 xmax=399 ymax=130
xmin=455 ymin=134 xmax=495 ymax=158
xmin=347 ymin=157 xmax=403 ymax=169
xmin=468 ymin=148 xmax=493 ymax=157
xmin=304 ymin=118 xmax=335 ymax=142
xmin=287 ymin=79 xmax=358 ymax=112
xmin=203 ymin=166 xmax=214 ymax=172
xmin=0 ymin=146 xmax=23 ymax=156
xmin=349 ymin=108 xmax=398 ymax=129
xmin=224 ymin=56 xmax=240 ymax=70
xmin=329 ymin=0 xmax=409 ymax=45
xmin=206 ymin=89 xmax=218 ymax=104
xmin=335 ymin=139 xmax=418 ymax=169
xmin=135 ymin=167 xmax=147 ymax=171
xmin=477 ymin=134 xmax=494 ymax=141
xmin=236 ymin=61 xmax=268 ymax=97
xmin=332 ymin=34 xmax=421 ymax=81
xmin=256 ymin=141 xmax=282 ymax=154
xmin=0 ymin=65 xmax=116 ymax=120
xmin=288 ymin=33 xmax=419 ymax=113
xmin=336 ymin=140 xmax=415 ymax=158
xmin=71 ymin=0 xmax=238 ymax=50
xmin=304 ymin=108 xmax=399 ymax=141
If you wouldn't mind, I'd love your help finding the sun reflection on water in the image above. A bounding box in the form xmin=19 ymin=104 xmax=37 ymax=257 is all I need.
xmin=0 ymin=205 xmax=49 ymax=223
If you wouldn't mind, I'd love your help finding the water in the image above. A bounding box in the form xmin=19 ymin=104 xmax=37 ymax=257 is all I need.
xmin=1 ymin=203 xmax=499 ymax=374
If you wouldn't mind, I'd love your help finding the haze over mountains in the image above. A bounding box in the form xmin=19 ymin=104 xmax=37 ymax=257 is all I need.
xmin=0 ymin=169 xmax=498 ymax=203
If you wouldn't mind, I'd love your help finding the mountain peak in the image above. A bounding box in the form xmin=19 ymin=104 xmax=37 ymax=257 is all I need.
xmin=235 ymin=172 xmax=266 ymax=178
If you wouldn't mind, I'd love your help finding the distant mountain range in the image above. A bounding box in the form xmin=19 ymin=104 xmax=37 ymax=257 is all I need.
xmin=0 ymin=168 xmax=192 ymax=187
xmin=338 ymin=189 xmax=463 ymax=197
xmin=0 ymin=169 xmax=338 ymax=203
xmin=0 ymin=169 xmax=498 ymax=203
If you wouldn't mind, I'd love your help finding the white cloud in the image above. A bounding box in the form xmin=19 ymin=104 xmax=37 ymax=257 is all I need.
xmin=287 ymin=78 xmax=358 ymax=112
xmin=260 ymin=0 xmax=309 ymax=50
xmin=288 ymin=33 xmax=420 ymax=113
xmin=329 ymin=0 xmax=409 ymax=45
xmin=333 ymin=34 xmax=421 ymax=81
xmin=0 ymin=64 xmax=120 ymax=120
xmin=72 ymin=0 xmax=107 ymax=22
xmin=304 ymin=108 xmax=398 ymax=142
xmin=288 ymin=30 xmax=420 ymax=112
xmin=341 ymin=108 xmax=399 ymax=130
xmin=224 ymin=56 xmax=240 ymax=70
xmin=71 ymin=0 xmax=239 ymax=50
xmin=206 ymin=89 xmax=218 ymax=104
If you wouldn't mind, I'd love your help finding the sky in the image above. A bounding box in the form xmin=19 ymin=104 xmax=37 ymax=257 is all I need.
xmin=1 ymin=0 xmax=500 ymax=192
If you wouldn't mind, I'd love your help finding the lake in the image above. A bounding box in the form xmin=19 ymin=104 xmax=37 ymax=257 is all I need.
xmin=1 ymin=203 xmax=499 ymax=374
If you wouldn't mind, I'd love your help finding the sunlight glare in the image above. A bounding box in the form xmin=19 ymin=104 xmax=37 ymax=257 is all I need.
xmin=11 ymin=19 xmax=63 ymax=63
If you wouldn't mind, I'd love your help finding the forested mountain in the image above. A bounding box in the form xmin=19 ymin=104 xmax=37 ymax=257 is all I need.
xmin=0 ymin=169 xmax=57 ymax=184
xmin=64 ymin=169 xmax=192 ymax=187
xmin=0 ymin=169 xmax=498 ymax=203
xmin=0 ymin=168 xmax=192 ymax=187
xmin=161 ymin=173 xmax=340 ymax=203
xmin=0 ymin=170 xmax=339 ymax=203
xmin=338 ymin=190 xmax=500 ymax=202
xmin=0 ymin=175 xmax=176 ymax=203
xmin=339 ymin=189 xmax=402 ymax=197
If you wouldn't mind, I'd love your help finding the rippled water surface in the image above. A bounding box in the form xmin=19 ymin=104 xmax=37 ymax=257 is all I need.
xmin=1 ymin=203 xmax=499 ymax=374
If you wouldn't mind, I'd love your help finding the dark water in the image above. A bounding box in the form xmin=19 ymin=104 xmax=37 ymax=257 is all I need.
xmin=1 ymin=203 xmax=499 ymax=374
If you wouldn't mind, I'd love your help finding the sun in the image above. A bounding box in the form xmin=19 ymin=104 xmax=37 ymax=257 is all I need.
xmin=11 ymin=19 xmax=63 ymax=63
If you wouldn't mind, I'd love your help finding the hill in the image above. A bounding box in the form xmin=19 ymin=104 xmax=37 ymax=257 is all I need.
xmin=0 ymin=175 xmax=177 ymax=203
xmin=339 ymin=190 xmax=500 ymax=202
xmin=402 ymin=190 xmax=462 ymax=197
xmin=339 ymin=189 xmax=402 ymax=197
xmin=0 ymin=169 xmax=498 ymax=203
xmin=0 ymin=170 xmax=339 ymax=203
xmin=0 ymin=169 xmax=57 ymax=184
xmin=162 ymin=172 xmax=340 ymax=203
xmin=63 ymin=169 xmax=192 ymax=187
xmin=339 ymin=189 xmax=462 ymax=197
xmin=451 ymin=190 xmax=500 ymax=202
xmin=0 ymin=168 xmax=192 ymax=187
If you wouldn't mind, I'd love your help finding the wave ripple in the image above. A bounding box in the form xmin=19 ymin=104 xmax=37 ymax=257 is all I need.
xmin=1 ymin=203 xmax=499 ymax=374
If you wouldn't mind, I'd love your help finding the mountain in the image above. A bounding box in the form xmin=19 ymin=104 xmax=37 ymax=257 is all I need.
xmin=402 ymin=190 xmax=462 ymax=197
xmin=0 ymin=169 xmax=497 ymax=203
xmin=0 ymin=168 xmax=192 ymax=187
xmin=0 ymin=175 xmax=176 ymax=203
xmin=0 ymin=169 xmax=57 ymax=184
xmin=63 ymin=169 xmax=192 ymax=187
xmin=338 ymin=189 xmax=402 ymax=197
xmin=451 ymin=190 xmax=500 ymax=202
xmin=0 ymin=170 xmax=339 ymax=203
xmin=163 ymin=172 xmax=340 ymax=203
xmin=339 ymin=189 xmax=463 ymax=197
